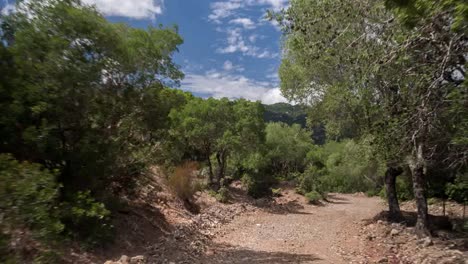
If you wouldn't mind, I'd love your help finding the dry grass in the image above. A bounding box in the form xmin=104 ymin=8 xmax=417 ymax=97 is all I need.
xmin=168 ymin=162 xmax=199 ymax=201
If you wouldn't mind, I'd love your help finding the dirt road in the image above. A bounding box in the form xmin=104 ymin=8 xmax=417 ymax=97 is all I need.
xmin=202 ymin=189 xmax=384 ymax=263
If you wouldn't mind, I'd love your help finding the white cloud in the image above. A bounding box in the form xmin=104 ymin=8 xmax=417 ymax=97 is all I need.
xmin=248 ymin=34 xmax=258 ymax=43
xmin=82 ymin=0 xmax=163 ymax=19
xmin=217 ymin=28 xmax=278 ymax=59
xmin=223 ymin=60 xmax=245 ymax=72
xmin=1 ymin=2 xmax=15 ymax=15
xmin=209 ymin=0 xmax=288 ymax=22
xmin=208 ymin=1 xmax=242 ymax=23
xmin=182 ymin=71 xmax=287 ymax=104
xmin=229 ymin=17 xmax=256 ymax=29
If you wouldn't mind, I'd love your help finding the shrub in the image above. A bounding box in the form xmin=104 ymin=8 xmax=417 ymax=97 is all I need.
xmin=0 ymin=154 xmax=63 ymax=261
xmin=215 ymin=186 xmax=230 ymax=203
xmin=271 ymin=188 xmax=282 ymax=197
xmin=379 ymin=175 xmax=414 ymax=201
xmin=305 ymin=191 xmax=322 ymax=204
xmin=60 ymin=191 xmax=113 ymax=247
xmin=0 ymin=154 xmax=63 ymax=235
xmin=446 ymin=173 xmax=468 ymax=203
xmin=303 ymin=139 xmax=385 ymax=194
xmin=168 ymin=162 xmax=198 ymax=201
xmin=240 ymin=152 xmax=277 ymax=198
xmin=297 ymin=165 xmax=324 ymax=195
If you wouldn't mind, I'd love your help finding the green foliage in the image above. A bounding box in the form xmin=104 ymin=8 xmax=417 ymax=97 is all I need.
xmin=0 ymin=154 xmax=63 ymax=237
xmin=215 ymin=186 xmax=230 ymax=203
xmin=446 ymin=173 xmax=468 ymax=203
xmin=303 ymin=139 xmax=385 ymax=194
xmin=271 ymin=188 xmax=282 ymax=197
xmin=61 ymin=191 xmax=113 ymax=246
xmin=379 ymin=176 xmax=414 ymax=201
xmin=305 ymin=191 xmax=322 ymax=204
xmin=169 ymin=98 xmax=265 ymax=188
xmin=240 ymin=152 xmax=276 ymax=198
xmin=265 ymin=122 xmax=313 ymax=177
xmin=263 ymin=103 xmax=307 ymax=127
xmin=0 ymin=0 xmax=184 ymax=252
xmin=0 ymin=154 xmax=63 ymax=262
xmin=296 ymin=165 xmax=325 ymax=195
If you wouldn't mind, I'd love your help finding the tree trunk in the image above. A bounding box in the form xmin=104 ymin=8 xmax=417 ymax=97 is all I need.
xmin=385 ymin=165 xmax=403 ymax=221
xmin=207 ymin=155 xmax=214 ymax=188
xmin=411 ymin=144 xmax=430 ymax=237
xmin=215 ymin=150 xmax=227 ymax=189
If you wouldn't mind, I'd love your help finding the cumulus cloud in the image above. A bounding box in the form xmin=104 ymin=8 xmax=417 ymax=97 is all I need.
xmin=223 ymin=60 xmax=245 ymax=72
xmin=82 ymin=0 xmax=163 ymax=19
xmin=217 ymin=28 xmax=278 ymax=59
xmin=209 ymin=0 xmax=288 ymax=22
xmin=182 ymin=71 xmax=287 ymax=104
xmin=1 ymin=2 xmax=15 ymax=15
xmin=229 ymin=17 xmax=256 ymax=29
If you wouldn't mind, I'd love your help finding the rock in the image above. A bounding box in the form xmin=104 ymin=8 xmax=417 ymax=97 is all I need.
xmin=377 ymin=256 xmax=388 ymax=263
xmin=390 ymin=229 xmax=399 ymax=236
xmin=418 ymin=237 xmax=433 ymax=247
xmin=119 ymin=255 xmax=130 ymax=264
xmin=130 ymin=255 xmax=145 ymax=263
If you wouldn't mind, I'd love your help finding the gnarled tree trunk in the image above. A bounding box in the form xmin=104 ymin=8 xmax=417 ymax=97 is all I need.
xmin=411 ymin=144 xmax=430 ymax=237
xmin=385 ymin=165 xmax=403 ymax=221
xmin=215 ymin=149 xmax=227 ymax=190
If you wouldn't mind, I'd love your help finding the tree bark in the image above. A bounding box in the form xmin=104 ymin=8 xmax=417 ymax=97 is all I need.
xmin=207 ymin=154 xmax=214 ymax=188
xmin=385 ymin=165 xmax=403 ymax=221
xmin=215 ymin=149 xmax=227 ymax=190
xmin=411 ymin=144 xmax=431 ymax=237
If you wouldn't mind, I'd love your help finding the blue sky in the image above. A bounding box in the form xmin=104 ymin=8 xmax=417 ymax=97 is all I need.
xmin=1 ymin=0 xmax=288 ymax=104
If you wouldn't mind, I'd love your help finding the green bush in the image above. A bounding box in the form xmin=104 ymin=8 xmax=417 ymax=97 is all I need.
xmin=271 ymin=188 xmax=282 ymax=197
xmin=303 ymin=139 xmax=385 ymax=194
xmin=305 ymin=191 xmax=322 ymax=204
xmin=297 ymin=165 xmax=325 ymax=195
xmin=240 ymin=152 xmax=276 ymax=198
xmin=60 ymin=191 xmax=113 ymax=247
xmin=379 ymin=175 xmax=414 ymax=201
xmin=0 ymin=154 xmax=63 ymax=261
xmin=446 ymin=173 xmax=468 ymax=203
xmin=215 ymin=186 xmax=230 ymax=203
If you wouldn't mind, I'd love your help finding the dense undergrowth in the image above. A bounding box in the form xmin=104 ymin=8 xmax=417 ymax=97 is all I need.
xmin=1 ymin=0 xmax=467 ymax=261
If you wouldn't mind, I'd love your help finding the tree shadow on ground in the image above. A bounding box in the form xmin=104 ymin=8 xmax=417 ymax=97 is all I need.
xmin=323 ymin=194 xmax=351 ymax=205
xmin=202 ymin=243 xmax=322 ymax=263
xmin=367 ymin=210 xmax=468 ymax=252
xmin=227 ymin=185 xmax=313 ymax=215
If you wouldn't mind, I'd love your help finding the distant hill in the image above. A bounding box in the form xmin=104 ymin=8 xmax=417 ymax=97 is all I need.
xmin=263 ymin=103 xmax=307 ymax=127
xmin=263 ymin=103 xmax=326 ymax=144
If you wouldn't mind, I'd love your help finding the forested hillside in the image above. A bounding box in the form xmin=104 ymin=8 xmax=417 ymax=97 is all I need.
xmin=263 ymin=103 xmax=306 ymax=127
xmin=0 ymin=0 xmax=466 ymax=263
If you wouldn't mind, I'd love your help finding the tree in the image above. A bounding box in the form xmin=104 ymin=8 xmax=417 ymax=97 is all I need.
xmin=275 ymin=0 xmax=466 ymax=235
xmin=169 ymin=98 xmax=265 ymax=190
xmin=0 ymin=0 xmax=185 ymax=246
xmin=265 ymin=122 xmax=313 ymax=176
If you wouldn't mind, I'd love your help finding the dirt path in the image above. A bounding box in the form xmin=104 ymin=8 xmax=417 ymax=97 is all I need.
xmin=201 ymin=189 xmax=384 ymax=263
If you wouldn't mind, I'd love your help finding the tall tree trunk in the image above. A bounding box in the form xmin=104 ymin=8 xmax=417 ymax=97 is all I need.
xmin=215 ymin=150 xmax=227 ymax=190
xmin=207 ymin=154 xmax=214 ymax=188
xmin=385 ymin=165 xmax=403 ymax=221
xmin=411 ymin=144 xmax=430 ymax=237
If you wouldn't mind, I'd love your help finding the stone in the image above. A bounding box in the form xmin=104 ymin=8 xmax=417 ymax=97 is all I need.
xmin=130 ymin=255 xmax=145 ymax=264
xmin=377 ymin=257 xmax=388 ymax=263
xmin=418 ymin=237 xmax=433 ymax=247
xmin=390 ymin=229 xmax=399 ymax=236
xmin=119 ymin=255 xmax=130 ymax=264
